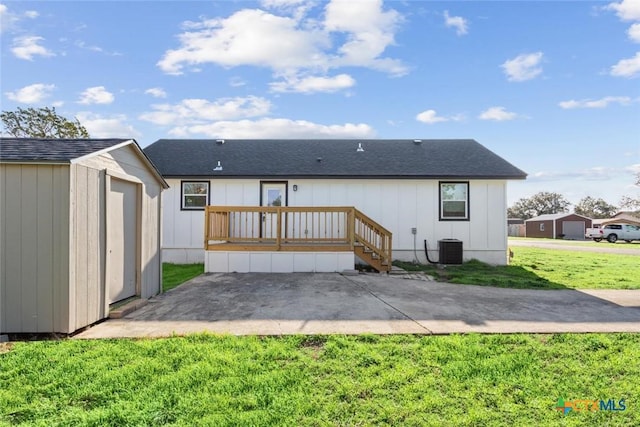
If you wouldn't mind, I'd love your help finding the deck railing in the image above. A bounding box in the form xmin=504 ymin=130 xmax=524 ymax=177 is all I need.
xmin=204 ymin=206 xmax=392 ymax=269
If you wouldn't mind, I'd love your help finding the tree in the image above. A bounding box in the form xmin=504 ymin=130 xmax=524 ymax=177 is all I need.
xmin=574 ymin=196 xmax=618 ymax=219
xmin=619 ymin=171 xmax=640 ymax=211
xmin=1 ymin=107 xmax=89 ymax=138
xmin=508 ymin=191 xmax=570 ymax=220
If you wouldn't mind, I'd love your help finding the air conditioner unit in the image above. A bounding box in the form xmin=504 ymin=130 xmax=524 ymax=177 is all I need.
xmin=438 ymin=239 xmax=463 ymax=264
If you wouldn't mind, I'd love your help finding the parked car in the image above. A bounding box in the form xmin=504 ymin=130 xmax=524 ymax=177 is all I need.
xmin=585 ymin=223 xmax=640 ymax=243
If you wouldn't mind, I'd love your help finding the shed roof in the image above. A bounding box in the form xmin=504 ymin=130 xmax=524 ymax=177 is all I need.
xmin=143 ymin=139 xmax=527 ymax=179
xmin=0 ymin=138 xmax=168 ymax=188
xmin=0 ymin=138 xmax=130 ymax=162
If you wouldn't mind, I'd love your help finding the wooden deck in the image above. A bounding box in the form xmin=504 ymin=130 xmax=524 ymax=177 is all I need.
xmin=204 ymin=206 xmax=392 ymax=272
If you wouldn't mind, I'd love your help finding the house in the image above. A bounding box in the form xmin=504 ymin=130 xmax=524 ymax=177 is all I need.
xmin=144 ymin=139 xmax=526 ymax=272
xmin=592 ymin=211 xmax=640 ymax=228
xmin=525 ymin=213 xmax=593 ymax=240
xmin=0 ymin=138 xmax=168 ymax=334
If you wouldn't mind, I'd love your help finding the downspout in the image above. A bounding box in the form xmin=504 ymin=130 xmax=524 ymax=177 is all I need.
xmin=553 ymin=220 xmax=556 ymax=239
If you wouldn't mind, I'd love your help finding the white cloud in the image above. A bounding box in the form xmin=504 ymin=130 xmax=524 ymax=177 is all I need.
xmin=501 ymin=52 xmax=543 ymax=82
xmin=167 ymin=118 xmax=374 ymax=139
xmin=76 ymin=112 xmax=141 ymax=138
xmin=24 ymin=10 xmax=39 ymax=19
xmin=628 ymin=23 xmax=640 ymax=43
xmin=444 ymin=10 xmax=468 ymax=36
xmin=478 ymin=106 xmax=518 ymax=121
xmin=139 ymin=96 xmax=272 ymax=125
xmin=158 ymin=9 xmax=328 ymax=75
xmin=11 ymin=35 xmax=55 ymax=60
xmin=610 ymin=52 xmax=640 ymax=77
xmin=5 ymin=83 xmax=55 ymax=104
xmin=558 ymin=96 xmax=632 ymax=109
xmin=415 ymin=109 xmax=449 ymax=124
xmin=78 ymin=86 xmax=115 ymax=105
xmin=1 ymin=4 xmax=19 ymax=33
xmin=324 ymin=0 xmax=406 ymax=75
xmin=605 ymin=0 xmax=640 ymax=21
xmin=270 ymin=74 xmax=355 ymax=93
xmin=145 ymin=87 xmax=167 ymax=98
xmin=158 ymin=0 xmax=406 ymax=82
xmin=229 ymin=76 xmax=247 ymax=87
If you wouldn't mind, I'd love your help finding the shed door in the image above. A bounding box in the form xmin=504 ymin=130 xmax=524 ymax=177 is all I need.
xmin=562 ymin=221 xmax=585 ymax=240
xmin=108 ymin=178 xmax=138 ymax=303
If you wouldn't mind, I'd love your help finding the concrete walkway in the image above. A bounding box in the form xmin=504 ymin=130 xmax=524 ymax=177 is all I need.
xmin=75 ymin=273 xmax=640 ymax=338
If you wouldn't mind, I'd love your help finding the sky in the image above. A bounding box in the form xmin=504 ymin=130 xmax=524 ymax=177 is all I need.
xmin=1 ymin=0 xmax=639 ymax=207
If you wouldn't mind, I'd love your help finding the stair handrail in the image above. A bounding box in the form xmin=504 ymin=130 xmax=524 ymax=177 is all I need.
xmin=352 ymin=208 xmax=392 ymax=269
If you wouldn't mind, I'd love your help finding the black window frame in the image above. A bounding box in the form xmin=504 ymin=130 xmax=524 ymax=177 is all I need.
xmin=439 ymin=181 xmax=470 ymax=221
xmin=180 ymin=180 xmax=210 ymax=211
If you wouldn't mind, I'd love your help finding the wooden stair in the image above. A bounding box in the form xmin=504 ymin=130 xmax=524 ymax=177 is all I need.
xmin=354 ymin=244 xmax=389 ymax=273
xmin=352 ymin=209 xmax=392 ymax=273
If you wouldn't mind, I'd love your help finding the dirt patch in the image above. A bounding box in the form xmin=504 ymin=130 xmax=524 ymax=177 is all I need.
xmin=0 ymin=342 xmax=14 ymax=354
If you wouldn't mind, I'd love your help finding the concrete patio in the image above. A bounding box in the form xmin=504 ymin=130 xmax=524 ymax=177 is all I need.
xmin=75 ymin=273 xmax=640 ymax=338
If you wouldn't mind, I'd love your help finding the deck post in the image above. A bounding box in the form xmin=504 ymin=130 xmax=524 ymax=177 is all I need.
xmin=347 ymin=208 xmax=355 ymax=250
xmin=204 ymin=207 xmax=209 ymax=250
xmin=276 ymin=207 xmax=282 ymax=250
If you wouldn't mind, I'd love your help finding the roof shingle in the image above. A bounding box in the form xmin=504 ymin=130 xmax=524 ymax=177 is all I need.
xmin=143 ymin=139 xmax=527 ymax=179
xmin=0 ymin=138 xmax=130 ymax=162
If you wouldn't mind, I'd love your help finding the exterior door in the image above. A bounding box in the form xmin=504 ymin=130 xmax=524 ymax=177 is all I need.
xmin=108 ymin=178 xmax=138 ymax=303
xmin=260 ymin=182 xmax=287 ymax=239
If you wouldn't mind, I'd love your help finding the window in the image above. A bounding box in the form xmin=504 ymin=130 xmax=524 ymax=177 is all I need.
xmin=539 ymin=223 xmax=545 ymax=232
xmin=181 ymin=181 xmax=209 ymax=210
xmin=439 ymin=182 xmax=469 ymax=220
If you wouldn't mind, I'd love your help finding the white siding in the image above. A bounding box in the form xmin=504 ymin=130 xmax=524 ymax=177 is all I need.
xmin=0 ymin=164 xmax=70 ymax=333
xmin=165 ymin=178 xmax=508 ymax=265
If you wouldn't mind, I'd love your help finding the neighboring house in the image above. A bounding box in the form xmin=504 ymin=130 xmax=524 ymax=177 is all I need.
xmin=525 ymin=213 xmax=593 ymax=240
xmin=0 ymin=138 xmax=168 ymax=334
xmin=145 ymin=139 xmax=526 ymax=272
xmin=592 ymin=211 xmax=640 ymax=228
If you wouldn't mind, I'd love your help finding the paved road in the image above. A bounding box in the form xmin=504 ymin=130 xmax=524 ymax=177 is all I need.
xmin=75 ymin=273 xmax=640 ymax=338
xmin=508 ymin=239 xmax=640 ymax=256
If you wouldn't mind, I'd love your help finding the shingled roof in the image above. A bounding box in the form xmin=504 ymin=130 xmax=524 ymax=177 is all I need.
xmin=0 ymin=138 xmax=131 ymax=162
xmin=144 ymin=139 xmax=527 ymax=179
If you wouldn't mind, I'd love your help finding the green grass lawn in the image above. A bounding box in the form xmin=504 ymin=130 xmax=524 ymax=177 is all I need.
xmin=1 ymin=334 xmax=638 ymax=426
xmin=509 ymin=237 xmax=640 ymax=249
xmin=162 ymin=263 xmax=204 ymax=292
xmin=394 ymin=246 xmax=640 ymax=290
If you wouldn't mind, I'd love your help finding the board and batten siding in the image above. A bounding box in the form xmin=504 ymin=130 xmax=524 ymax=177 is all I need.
xmin=162 ymin=178 xmax=508 ymax=265
xmin=0 ymin=164 xmax=71 ymax=333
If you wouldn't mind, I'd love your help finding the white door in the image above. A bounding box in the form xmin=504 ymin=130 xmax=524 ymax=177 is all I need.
xmin=108 ymin=178 xmax=138 ymax=303
xmin=261 ymin=182 xmax=287 ymax=239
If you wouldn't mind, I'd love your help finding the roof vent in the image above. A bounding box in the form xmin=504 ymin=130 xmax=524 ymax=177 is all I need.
xmin=356 ymin=142 xmax=364 ymax=152
xmin=413 ymin=139 xmax=422 ymax=144
xmin=316 ymin=157 xmax=323 ymax=162
xmin=216 ymin=139 xmax=225 ymax=144
xmin=213 ymin=160 xmax=223 ymax=171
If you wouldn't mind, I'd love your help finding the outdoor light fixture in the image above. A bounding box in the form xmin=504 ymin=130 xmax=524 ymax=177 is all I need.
xmin=293 ymin=185 xmax=298 ymax=191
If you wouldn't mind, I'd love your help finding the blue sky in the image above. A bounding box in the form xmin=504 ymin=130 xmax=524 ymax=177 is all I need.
xmin=1 ymin=0 xmax=639 ymax=207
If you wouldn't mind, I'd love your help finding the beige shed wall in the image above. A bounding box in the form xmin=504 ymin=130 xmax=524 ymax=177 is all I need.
xmin=76 ymin=144 xmax=162 ymax=303
xmin=0 ymin=164 xmax=71 ymax=333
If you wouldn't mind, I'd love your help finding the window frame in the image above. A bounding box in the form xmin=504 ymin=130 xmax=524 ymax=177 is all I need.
xmin=439 ymin=181 xmax=470 ymax=221
xmin=180 ymin=181 xmax=210 ymax=211
xmin=539 ymin=223 xmax=545 ymax=232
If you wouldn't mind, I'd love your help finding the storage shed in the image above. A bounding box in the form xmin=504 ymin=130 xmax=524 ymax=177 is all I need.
xmin=525 ymin=213 xmax=592 ymax=240
xmin=0 ymin=138 xmax=168 ymax=334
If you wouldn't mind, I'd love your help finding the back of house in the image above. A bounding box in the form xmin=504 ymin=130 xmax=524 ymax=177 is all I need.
xmin=144 ymin=138 xmax=526 ymax=269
